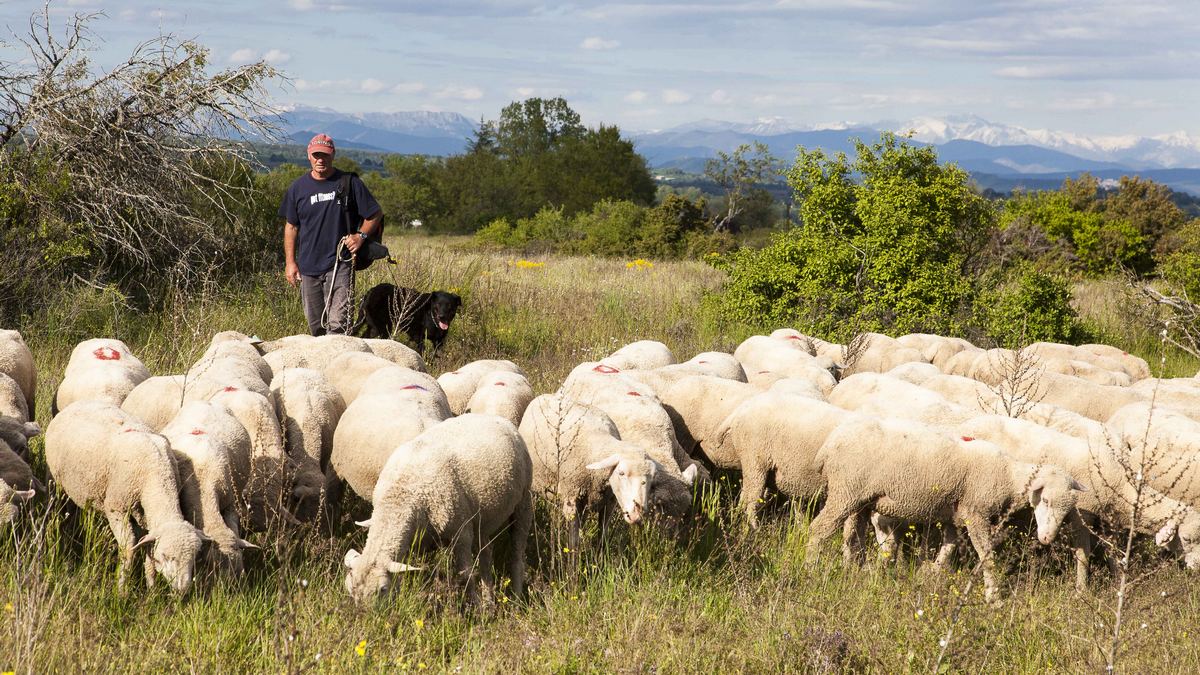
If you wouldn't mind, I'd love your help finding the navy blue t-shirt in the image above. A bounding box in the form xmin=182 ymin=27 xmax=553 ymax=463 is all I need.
xmin=279 ymin=170 xmax=382 ymax=276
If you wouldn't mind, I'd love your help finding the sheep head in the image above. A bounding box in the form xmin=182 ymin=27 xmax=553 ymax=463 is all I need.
xmin=134 ymin=520 xmax=206 ymax=594
xmin=1157 ymin=511 xmax=1200 ymax=570
xmin=1028 ymin=469 xmax=1086 ymax=545
xmin=343 ymin=548 xmax=422 ymax=603
xmin=587 ymin=453 xmax=656 ymax=524
xmin=0 ymin=481 xmax=34 ymax=528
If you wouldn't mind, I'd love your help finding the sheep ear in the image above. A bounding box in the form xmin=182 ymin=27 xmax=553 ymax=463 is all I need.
xmin=133 ymin=533 xmax=157 ymax=551
xmin=1156 ymin=522 xmax=1178 ymax=548
xmin=354 ymin=518 xmax=373 ymax=528
xmin=343 ymin=549 xmax=361 ymax=568
xmin=237 ymin=538 xmax=259 ymax=551
xmin=585 ymin=455 xmax=621 ymax=472
xmin=21 ymin=422 xmax=40 ymax=438
xmin=13 ymin=489 xmax=34 ymax=502
xmin=1027 ymin=477 xmax=1046 ymax=507
xmin=681 ymin=464 xmax=698 ymax=487
xmin=1069 ymin=478 xmax=1088 ymax=492
xmin=30 ymin=477 xmax=46 ymax=494
xmin=386 ymin=560 xmax=422 ymax=573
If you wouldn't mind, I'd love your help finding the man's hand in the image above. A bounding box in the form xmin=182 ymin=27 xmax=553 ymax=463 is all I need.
xmin=285 ymin=261 xmax=300 ymax=286
xmin=344 ymin=233 xmax=364 ymax=254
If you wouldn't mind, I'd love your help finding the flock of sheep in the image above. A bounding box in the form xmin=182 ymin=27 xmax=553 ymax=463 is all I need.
xmin=2 ymin=326 xmax=1199 ymax=606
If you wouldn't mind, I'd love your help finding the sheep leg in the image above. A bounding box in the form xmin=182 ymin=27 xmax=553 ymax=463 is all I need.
xmin=453 ymin=530 xmax=480 ymax=607
xmin=871 ymin=512 xmax=899 ymax=566
xmin=477 ymin=540 xmax=496 ymax=608
xmin=739 ymin=461 xmax=768 ymax=528
xmin=509 ymin=492 xmax=532 ymax=598
xmin=805 ymin=492 xmax=867 ymax=564
xmin=105 ymin=510 xmax=138 ymax=592
xmin=961 ymin=513 xmax=1001 ymax=605
xmin=932 ymin=523 xmax=959 ymax=571
xmin=1069 ymin=511 xmax=1093 ymax=593
xmin=842 ymin=510 xmax=870 ymax=566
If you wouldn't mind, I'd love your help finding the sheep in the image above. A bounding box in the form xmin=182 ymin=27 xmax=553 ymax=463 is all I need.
xmin=207 ymin=387 xmax=299 ymax=529
xmin=1107 ymin=402 xmax=1200 ymax=508
xmin=839 ymin=333 xmax=928 ymax=378
xmin=262 ymin=334 xmax=371 ymax=373
xmin=331 ymin=367 xmax=451 ymax=502
xmin=204 ymin=331 xmax=273 ymax=383
xmin=895 ymin=333 xmax=977 ymax=370
xmin=0 ymin=372 xmax=30 ymax=424
xmin=363 ymin=338 xmax=427 ymax=372
xmin=1030 ymin=341 xmax=1148 ymax=382
xmin=0 ymin=478 xmax=36 ymax=530
xmin=121 ymin=375 xmax=186 ymax=431
xmin=322 ymin=351 xmax=399 ymax=406
xmin=183 ymin=354 xmax=272 ymax=401
xmin=0 ymin=329 xmax=36 ymax=416
xmin=829 ymin=373 xmax=976 ymax=428
xmin=658 ymin=375 xmax=762 ymax=462
xmin=0 ymin=415 xmax=41 ymax=461
xmin=54 ymin=338 xmax=150 ymax=413
xmin=1078 ymin=343 xmax=1149 ymax=381
xmin=671 ymin=352 xmax=747 ymax=382
xmin=1129 ymin=378 xmax=1200 ymax=421
xmin=160 ymin=401 xmax=257 ymax=574
xmin=519 ymin=394 xmax=679 ymax=541
xmin=270 ymin=367 xmax=346 ymax=521
xmin=0 ymin=436 xmax=38 ymax=529
xmin=768 ymin=329 xmax=844 ymax=364
xmin=808 ymin=416 xmax=1086 ymax=602
xmin=44 ymin=401 xmax=207 ymax=593
xmin=600 ymin=340 xmax=676 ymax=371
xmin=734 ymin=335 xmax=840 ymax=383
xmin=463 ymin=370 xmax=534 ymax=427
xmin=957 ymin=413 xmax=1200 ymax=588
xmin=437 ymin=359 xmax=526 ymax=415
xmin=708 ymin=391 xmax=855 ymax=526
xmin=343 ymin=414 xmax=532 ymax=606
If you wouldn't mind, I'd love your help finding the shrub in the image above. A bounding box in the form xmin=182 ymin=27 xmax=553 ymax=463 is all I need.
xmin=976 ymin=265 xmax=1086 ymax=348
xmin=575 ymin=199 xmax=645 ymax=256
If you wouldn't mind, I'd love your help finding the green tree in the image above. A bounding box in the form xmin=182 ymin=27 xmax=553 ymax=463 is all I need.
xmin=705 ymin=141 xmax=782 ymax=233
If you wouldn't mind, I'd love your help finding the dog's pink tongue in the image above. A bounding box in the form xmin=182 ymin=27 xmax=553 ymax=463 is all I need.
xmin=438 ymin=320 xmax=449 ymax=330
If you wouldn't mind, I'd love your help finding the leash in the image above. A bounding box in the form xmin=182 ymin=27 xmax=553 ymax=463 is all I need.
xmin=321 ymin=240 xmax=356 ymax=334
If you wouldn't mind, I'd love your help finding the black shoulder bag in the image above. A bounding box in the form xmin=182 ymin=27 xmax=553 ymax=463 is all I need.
xmin=339 ymin=171 xmax=389 ymax=271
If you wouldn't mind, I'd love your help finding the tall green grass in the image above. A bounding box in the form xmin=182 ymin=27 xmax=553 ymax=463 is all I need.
xmin=3 ymin=240 xmax=1198 ymax=672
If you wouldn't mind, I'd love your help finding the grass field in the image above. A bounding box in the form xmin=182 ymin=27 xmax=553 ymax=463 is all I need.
xmin=3 ymin=237 xmax=1199 ymax=672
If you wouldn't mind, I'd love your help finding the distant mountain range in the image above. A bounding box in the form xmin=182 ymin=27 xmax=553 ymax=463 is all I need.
xmin=272 ymin=106 xmax=1200 ymax=195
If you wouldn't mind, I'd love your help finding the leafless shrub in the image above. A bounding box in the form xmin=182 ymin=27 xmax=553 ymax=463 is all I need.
xmin=981 ymin=345 xmax=1046 ymax=418
xmin=840 ymin=332 xmax=870 ymax=376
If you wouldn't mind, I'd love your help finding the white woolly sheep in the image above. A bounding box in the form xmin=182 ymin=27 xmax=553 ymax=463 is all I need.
xmin=0 ymin=436 xmax=38 ymax=529
xmin=1108 ymin=402 xmax=1200 ymax=508
xmin=809 ymin=417 xmax=1085 ymax=602
xmin=829 ymin=373 xmax=976 ymax=429
xmin=734 ymin=335 xmax=840 ymax=382
xmin=767 ymin=329 xmax=844 ymax=364
xmin=204 ymin=331 xmax=273 ymax=383
xmin=121 ymin=375 xmax=186 ymax=431
xmin=45 ymin=401 xmax=207 ymax=593
xmin=519 ymin=393 xmax=688 ymax=540
xmin=363 ymin=338 xmax=427 ymax=372
xmin=658 ymin=375 xmax=763 ymax=462
xmin=464 ymin=370 xmax=534 ymax=427
xmin=709 ymin=391 xmax=856 ymax=526
xmin=331 ymin=366 xmax=451 ymax=501
xmin=270 ymin=367 xmax=346 ymax=521
xmin=161 ymin=401 xmax=257 ymax=574
xmin=262 ymin=334 xmax=371 ymax=373
xmin=600 ymin=340 xmax=677 ymax=371
xmin=670 ymin=352 xmax=748 ymax=382
xmin=344 ymin=414 xmax=532 ymax=605
xmin=0 ymin=330 xmax=35 ymax=418
xmin=207 ymin=387 xmax=299 ymax=529
xmin=839 ymin=333 xmax=928 ymax=378
xmin=1079 ymin=343 xmax=1149 ymax=380
xmin=957 ymin=413 xmax=1200 ymax=587
xmin=322 ymin=351 xmax=400 ymax=406
xmin=895 ymin=333 xmax=978 ymax=370
xmin=437 ymin=359 xmax=527 ymax=415
xmin=55 ymin=338 xmax=150 ymax=413
xmin=0 ymin=372 xmax=29 ymax=424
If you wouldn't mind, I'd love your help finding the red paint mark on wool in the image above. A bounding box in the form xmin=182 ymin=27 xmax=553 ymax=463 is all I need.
xmin=698 ymin=360 xmax=708 ymax=364
xmin=626 ymin=391 xmax=641 ymax=397
xmin=402 ymin=384 xmax=427 ymax=391
xmin=121 ymin=428 xmax=136 ymax=434
xmin=190 ymin=428 xmax=206 ymax=435
xmin=93 ymin=347 xmax=121 ymax=361
xmin=961 ymin=436 xmax=975 ymax=442
xmin=223 ymin=386 xmax=238 ymax=392
xmin=592 ymin=364 xmax=620 ymax=374
xmin=786 ymin=335 xmax=802 ymax=340
xmin=494 ymin=382 xmax=506 ymax=386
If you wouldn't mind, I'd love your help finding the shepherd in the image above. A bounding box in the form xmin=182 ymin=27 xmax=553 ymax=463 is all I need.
xmin=279 ymin=133 xmax=384 ymax=336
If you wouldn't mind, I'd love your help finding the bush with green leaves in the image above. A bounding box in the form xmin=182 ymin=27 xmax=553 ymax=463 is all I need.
xmin=999 ymin=189 xmax=1148 ymax=275
xmin=975 ymin=265 xmax=1086 ymax=348
xmin=705 ymin=133 xmax=996 ymax=340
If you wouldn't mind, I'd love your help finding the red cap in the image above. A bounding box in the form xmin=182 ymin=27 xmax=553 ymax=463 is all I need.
xmin=307 ymin=133 xmax=335 ymax=156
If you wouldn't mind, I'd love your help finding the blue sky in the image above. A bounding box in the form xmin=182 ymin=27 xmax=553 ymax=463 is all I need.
xmin=2 ymin=0 xmax=1197 ymax=137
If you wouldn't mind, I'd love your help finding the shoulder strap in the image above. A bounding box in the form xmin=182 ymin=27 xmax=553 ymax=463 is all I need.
xmin=339 ymin=171 xmax=357 ymax=214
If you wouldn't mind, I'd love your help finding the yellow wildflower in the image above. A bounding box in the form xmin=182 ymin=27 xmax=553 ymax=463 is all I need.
xmin=3 ymin=602 xmax=11 ymax=612
xmin=414 ymin=618 xmax=424 ymax=632
xmin=625 ymin=258 xmax=653 ymax=270
xmin=355 ymin=639 xmax=367 ymax=657
xmin=418 ymin=663 xmax=428 ymax=670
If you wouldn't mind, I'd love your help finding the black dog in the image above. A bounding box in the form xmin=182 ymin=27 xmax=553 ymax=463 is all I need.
xmin=352 ymin=283 xmax=461 ymax=355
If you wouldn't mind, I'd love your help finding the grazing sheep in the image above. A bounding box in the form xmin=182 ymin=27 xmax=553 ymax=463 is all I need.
xmin=0 ymin=372 xmax=30 ymax=424
xmin=0 ymin=436 xmax=39 ymax=528
xmin=121 ymin=375 xmax=186 ymax=431
xmin=958 ymin=413 xmax=1200 ymax=588
xmin=161 ymin=401 xmax=257 ymax=574
xmin=437 ymin=359 xmax=526 ymax=416
xmin=0 ymin=330 xmax=36 ymax=416
xmin=203 ymin=331 xmax=273 ymax=383
xmin=55 ymin=338 xmax=151 ymax=413
xmin=670 ymin=352 xmax=748 ymax=382
xmin=895 ymin=334 xmax=977 ymax=370
xmin=45 ymin=401 xmax=207 ymax=593
xmin=808 ymin=417 xmax=1086 ymax=602
xmin=344 ymin=414 xmax=532 ymax=606
xmin=207 ymin=388 xmax=299 ymax=529
xmin=331 ymin=367 xmax=451 ymax=501
xmin=839 ymin=333 xmax=928 ymax=378
xmin=709 ymin=391 xmax=855 ymax=526
xmin=322 ymin=351 xmax=398 ymax=406
xmin=464 ymin=370 xmax=534 ymax=427
xmin=734 ymin=335 xmax=840 ymax=383
xmin=184 ymin=354 xmax=272 ymax=401
xmin=1108 ymin=402 xmax=1200 ymax=508
xmin=519 ymin=394 xmax=685 ymax=540
xmin=0 ymin=478 xmax=36 ymax=530
xmin=0 ymin=415 xmax=41 ymax=461
xmin=601 ymin=340 xmax=676 ymax=371
xmin=1129 ymin=378 xmax=1200 ymax=421
xmin=768 ymin=329 xmax=844 ymax=364
xmin=1079 ymin=343 xmax=1149 ymax=381
xmin=830 ymin=373 xmax=975 ymax=428
xmin=363 ymin=338 xmax=427 ymax=372
xmin=658 ymin=375 xmax=762 ymax=461
xmin=270 ymin=367 xmax=346 ymax=521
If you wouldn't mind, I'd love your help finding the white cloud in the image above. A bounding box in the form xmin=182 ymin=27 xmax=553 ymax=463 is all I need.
xmin=662 ymin=89 xmax=692 ymax=105
xmin=435 ymin=85 xmax=484 ymax=101
xmin=516 ymin=87 xmax=536 ymax=97
xmin=360 ymin=78 xmax=387 ymax=94
xmin=624 ymin=90 xmax=648 ymax=104
xmin=392 ymin=82 xmax=426 ymax=94
xmin=263 ymin=49 xmax=291 ymax=65
xmin=289 ymin=0 xmax=315 ymax=9
xmin=229 ymin=48 xmax=257 ymax=64
xmin=581 ymin=36 xmax=619 ymax=50
xmin=710 ymin=89 xmax=733 ymax=105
